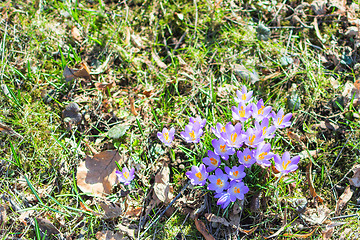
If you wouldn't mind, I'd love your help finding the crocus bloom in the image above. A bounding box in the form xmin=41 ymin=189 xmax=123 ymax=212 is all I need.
xmin=189 ymin=116 xmax=206 ymax=128
xmin=237 ymin=148 xmax=256 ymax=168
xmin=234 ymin=85 xmax=253 ymax=103
xmin=253 ymin=142 xmax=274 ymax=167
xmin=214 ymin=192 xmax=231 ymax=209
xmin=254 ymin=118 xmax=276 ymax=139
xmin=202 ymin=150 xmax=221 ymax=172
xmin=212 ymin=138 xmax=236 ymax=160
xmin=274 ymin=152 xmax=300 ymax=174
xmin=228 ymin=180 xmax=249 ymax=202
xmin=157 ymin=127 xmax=175 ymax=146
xmin=207 ymin=168 xmax=229 ymax=193
xmin=231 ymin=101 xmax=253 ymax=122
xmin=244 ymin=127 xmax=264 ymax=148
xmin=116 ymin=167 xmax=135 ymax=185
xmin=186 ymin=164 xmax=208 ymax=186
xmin=273 ymin=109 xmax=292 ymax=129
xmin=220 ymin=122 xmax=244 ymax=148
xmin=180 ymin=122 xmax=203 ymax=143
xmin=225 ymin=165 xmax=246 ymax=181
xmin=211 ymin=122 xmax=232 ymax=139
xmin=251 ymin=99 xmax=272 ymax=122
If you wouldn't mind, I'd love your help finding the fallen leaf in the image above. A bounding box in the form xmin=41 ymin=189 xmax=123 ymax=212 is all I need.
xmin=107 ymin=124 xmax=130 ymax=140
xmin=328 ymin=0 xmax=346 ymax=14
xmin=195 ymin=215 xmax=216 ymax=240
xmin=99 ymin=200 xmax=122 ymax=219
xmin=0 ymin=205 xmax=6 ymax=227
xmin=18 ymin=210 xmax=34 ymax=225
xmin=311 ymin=0 xmax=327 ymax=15
xmin=76 ymin=150 xmax=121 ymax=197
xmin=339 ymin=228 xmax=352 ymax=239
xmin=96 ymin=230 xmax=124 ymax=240
xmin=300 ymin=205 xmax=330 ymax=225
xmin=345 ymin=26 xmax=359 ymax=37
xmin=0 ymin=122 xmax=23 ymax=139
xmin=151 ymin=51 xmax=167 ymax=69
xmin=117 ymin=223 xmax=136 ymax=238
xmin=306 ymin=161 xmax=323 ymax=203
xmin=349 ymin=164 xmax=360 ymax=187
xmin=36 ymin=217 xmax=60 ymax=235
xmin=154 ymin=164 xmax=173 ymax=203
xmin=63 ymin=62 xmax=91 ymax=82
xmin=256 ymin=23 xmax=270 ymax=41
xmin=298 ymin=150 xmax=318 ymax=160
xmin=233 ymin=64 xmax=259 ymax=84
xmin=287 ymin=131 xmax=306 ymax=149
xmin=129 ymin=96 xmax=137 ymax=116
xmin=126 ymin=207 xmax=142 ymax=217
xmin=71 ymin=26 xmax=83 ymax=42
xmin=95 ymin=82 xmax=116 ymax=93
xmin=205 ymin=213 xmax=231 ymax=227
xmin=62 ymin=102 xmax=82 ymax=131
xmin=283 ymin=228 xmax=317 ymax=238
xmin=335 ymin=185 xmax=353 ymax=216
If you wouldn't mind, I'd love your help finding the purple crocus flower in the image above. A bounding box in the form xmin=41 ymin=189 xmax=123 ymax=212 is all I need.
xmin=237 ymin=148 xmax=256 ymax=168
xmin=180 ymin=122 xmax=203 ymax=143
xmin=228 ymin=180 xmax=249 ymax=202
xmin=225 ymin=165 xmax=246 ymax=181
xmin=244 ymin=127 xmax=264 ymax=148
xmin=254 ymin=118 xmax=276 ymax=139
xmin=231 ymin=101 xmax=253 ymax=122
xmin=212 ymin=138 xmax=236 ymax=160
xmin=251 ymin=99 xmax=272 ymax=122
xmin=211 ymin=122 xmax=232 ymax=139
xmin=214 ymin=192 xmax=231 ymax=209
xmin=273 ymin=109 xmax=292 ymax=129
xmin=274 ymin=152 xmax=300 ymax=174
xmin=189 ymin=116 xmax=206 ymax=128
xmin=157 ymin=127 xmax=175 ymax=146
xmin=207 ymin=168 xmax=229 ymax=193
xmin=186 ymin=164 xmax=208 ymax=186
xmin=116 ymin=167 xmax=135 ymax=185
xmin=253 ymin=142 xmax=274 ymax=167
xmin=234 ymin=85 xmax=253 ymax=103
xmin=220 ymin=122 xmax=244 ymax=148
xmin=202 ymin=150 xmax=221 ymax=172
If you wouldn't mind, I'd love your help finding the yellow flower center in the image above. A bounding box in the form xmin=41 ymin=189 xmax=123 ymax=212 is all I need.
xmin=163 ymin=132 xmax=169 ymax=141
xmin=258 ymin=105 xmax=265 ymax=115
xmin=220 ymin=145 xmax=226 ymax=152
xmin=123 ymin=172 xmax=129 ymax=179
xmin=278 ymin=115 xmax=285 ymax=125
xmin=243 ymin=155 xmax=251 ymax=162
xmin=216 ymin=179 xmax=223 ymax=186
xmin=242 ymin=93 xmax=246 ymax=100
xmin=231 ymin=133 xmax=237 ymax=143
xmin=234 ymin=187 xmax=240 ymax=194
xmin=259 ymin=152 xmax=267 ymax=160
xmin=239 ymin=106 xmax=246 ymax=118
xmin=262 ymin=127 xmax=267 ymax=135
xmin=189 ymin=130 xmax=196 ymax=141
xmin=195 ymin=172 xmax=203 ymax=180
xmin=210 ymin=158 xmax=217 ymax=165
xmin=233 ymin=171 xmax=238 ymax=176
xmin=282 ymin=160 xmax=291 ymax=170
xmin=221 ymin=126 xmax=226 ymax=132
xmin=249 ymin=135 xmax=255 ymax=145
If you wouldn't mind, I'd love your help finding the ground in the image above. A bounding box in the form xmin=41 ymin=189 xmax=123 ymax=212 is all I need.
xmin=1 ymin=0 xmax=360 ymax=239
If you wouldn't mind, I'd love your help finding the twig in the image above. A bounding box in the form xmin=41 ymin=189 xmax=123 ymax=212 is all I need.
xmin=139 ymin=181 xmax=191 ymax=238
xmin=330 ymin=214 xmax=358 ymax=220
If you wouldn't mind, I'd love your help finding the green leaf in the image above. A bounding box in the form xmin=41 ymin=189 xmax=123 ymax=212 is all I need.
xmin=108 ymin=124 xmax=130 ymax=139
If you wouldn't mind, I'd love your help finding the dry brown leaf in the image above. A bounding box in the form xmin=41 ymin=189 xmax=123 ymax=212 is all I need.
xmin=117 ymin=223 xmax=136 ymax=238
xmin=129 ymin=96 xmax=137 ymax=116
xmin=349 ymin=164 xmax=360 ymax=187
xmin=205 ymin=213 xmax=231 ymax=226
xmin=0 ymin=205 xmax=6 ymax=227
xmin=195 ymin=215 xmax=216 ymax=240
xmin=154 ymin=164 xmax=173 ymax=203
xmin=287 ymin=131 xmax=306 ymax=149
xmin=71 ymin=26 xmax=83 ymax=42
xmin=96 ymin=230 xmax=124 ymax=240
xmin=95 ymin=82 xmax=116 ymax=93
xmin=306 ymin=161 xmax=323 ymax=203
xmin=63 ymin=62 xmax=91 ymax=82
xmin=126 ymin=207 xmax=142 ymax=217
xmin=335 ymin=185 xmax=353 ymax=216
xmin=36 ymin=217 xmax=60 ymax=235
xmin=328 ymin=0 xmax=346 ymax=13
xmin=298 ymin=150 xmax=318 ymax=160
xmin=283 ymin=228 xmax=317 ymax=238
xmin=76 ymin=150 xmax=121 ymax=197
xmin=151 ymin=51 xmax=167 ymax=69
xmin=0 ymin=122 xmax=23 ymax=139
xmin=99 ymin=200 xmax=122 ymax=219
xmin=311 ymin=0 xmax=327 ymax=15
xmin=322 ymin=223 xmax=335 ymax=240
xmin=301 ymin=205 xmax=330 ymax=225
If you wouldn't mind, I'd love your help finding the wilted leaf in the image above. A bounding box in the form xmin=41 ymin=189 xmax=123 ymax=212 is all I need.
xmin=129 ymin=96 xmax=137 ymax=116
xmin=233 ymin=64 xmax=259 ymax=84
xmin=195 ymin=215 xmax=216 ymax=240
xmin=154 ymin=164 xmax=173 ymax=203
xmin=335 ymin=185 xmax=353 ymax=216
xmin=62 ymin=103 xmax=82 ymax=131
xmin=63 ymin=62 xmax=91 ymax=82
xmin=76 ymin=150 xmax=121 ymax=197
xmin=205 ymin=213 xmax=231 ymax=227
xmin=0 ymin=205 xmax=6 ymax=227
xmin=95 ymin=82 xmax=116 ymax=93
xmin=99 ymin=200 xmax=122 ymax=219
xmin=151 ymin=51 xmax=167 ymax=69
xmin=345 ymin=26 xmax=359 ymax=37
xmin=125 ymin=207 xmax=142 ymax=217
xmin=96 ymin=230 xmax=124 ymax=240
xmin=287 ymin=131 xmax=306 ymax=149
xmin=311 ymin=0 xmax=327 ymax=15
xmin=36 ymin=217 xmax=60 ymax=235
xmin=300 ymin=205 xmax=330 ymax=225
xmin=117 ymin=223 xmax=136 ymax=238
xmin=349 ymin=164 xmax=360 ymax=187
xmin=328 ymin=0 xmax=346 ymax=13
xmin=306 ymin=161 xmax=323 ymax=203
xmin=0 ymin=122 xmax=23 ymax=139
xmin=298 ymin=150 xmax=318 ymax=160
xmin=108 ymin=124 xmax=130 ymax=140
xmin=71 ymin=26 xmax=83 ymax=42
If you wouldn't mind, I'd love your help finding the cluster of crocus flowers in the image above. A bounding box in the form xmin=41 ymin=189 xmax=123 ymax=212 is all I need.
xmin=157 ymin=85 xmax=300 ymax=209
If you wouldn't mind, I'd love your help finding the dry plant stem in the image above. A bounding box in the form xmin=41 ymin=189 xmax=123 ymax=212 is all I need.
xmin=330 ymin=214 xmax=359 ymax=220
xmin=139 ymin=180 xmax=191 ymax=238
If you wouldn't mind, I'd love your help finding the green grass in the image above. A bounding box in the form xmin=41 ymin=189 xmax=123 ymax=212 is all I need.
xmin=1 ymin=0 xmax=360 ymax=239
